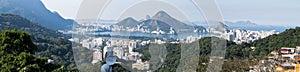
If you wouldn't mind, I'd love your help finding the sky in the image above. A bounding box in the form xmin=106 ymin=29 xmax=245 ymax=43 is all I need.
xmin=41 ymin=0 xmax=300 ymax=26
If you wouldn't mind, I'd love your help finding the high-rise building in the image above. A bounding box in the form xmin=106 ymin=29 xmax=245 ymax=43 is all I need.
xmin=129 ymin=41 xmax=137 ymax=48
xmin=92 ymin=50 xmax=103 ymax=64
xmin=113 ymin=47 xmax=124 ymax=59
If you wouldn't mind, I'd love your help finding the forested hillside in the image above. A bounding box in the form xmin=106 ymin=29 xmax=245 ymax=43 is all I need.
xmin=251 ymin=27 xmax=300 ymax=55
xmin=222 ymin=27 xmax=300 ymax=71
xmin=0 ymin=14 xmax=75 ymax=68
xmin=0 ymin=30 xmax=77 ymax=71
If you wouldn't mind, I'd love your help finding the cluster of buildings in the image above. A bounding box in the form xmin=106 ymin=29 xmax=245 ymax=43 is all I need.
xmin=81 ymin=38 xmax=103 ymax=49
xmin=111 ymin=25 xmax=176 ymax=35
xmin=222 ymin=29 xmax=278 ymax=44
xmin=72 ymin=21 xmax=283 ymax=71
xmin=85 ymin=36 xmax=204 ymax=71
xmin=250 ymin=46 xmax=300 ymax=72
xmin=132 ymin=59 xmax=150 ymax=70
xmin=185 ymin=36 xmax=202 ymax=43
xmin=78 ymin=37 xmax=152 ymax=71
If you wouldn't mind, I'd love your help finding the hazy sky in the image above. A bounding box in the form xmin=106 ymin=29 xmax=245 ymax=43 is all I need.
xmin=41 ymin=0 xmax=300 ymax=26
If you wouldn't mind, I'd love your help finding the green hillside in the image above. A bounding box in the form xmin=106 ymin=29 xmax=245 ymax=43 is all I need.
xmin=222 ymin=27 xmax=300 ymax=71
xmin=0 ymin=14 xmax=75 ymax=68
xmin=0 ymin=30 xmax=78 ymax=71
xmin=251 ymin=27 xmax=300 ymax=55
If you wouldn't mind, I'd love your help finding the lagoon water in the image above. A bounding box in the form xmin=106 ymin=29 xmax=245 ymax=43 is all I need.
xmin=91 ymin=31 xmax=212 ymax=39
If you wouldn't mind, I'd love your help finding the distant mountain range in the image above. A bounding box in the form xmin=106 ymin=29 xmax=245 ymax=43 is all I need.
xmin=224 ymin=21 xmax=291 ymax=32
xmin=116 ymin=11 xmax=206 ymax=33
xmin=224 ymin=21 xmax=258 ymax=26
xmin=0 ymin=0 xmax=76 ymax=30
xmin=192 ymin=20 xmax=292 ymax=32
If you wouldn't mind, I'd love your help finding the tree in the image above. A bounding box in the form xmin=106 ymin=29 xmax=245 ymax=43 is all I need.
xmin=0 ymin=30 xmax=75 ymax=72
xmin=0 ymin=29 xmax=37 ymax=55
xmin=0 ymin=14 xmax=75 ymax=68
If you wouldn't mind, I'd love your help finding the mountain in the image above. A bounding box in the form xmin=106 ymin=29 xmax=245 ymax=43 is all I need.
xmin=0 ymin=14 xmax=75 ymax=68
xmin=152 ymin=11 xmax=196 ymax=33
xmin=116 ymin=17 xmax=139 ymax=28
xmin=224 ymin=21 xmax=290 ymax=32
xmin=224 ymin=21 xmax=258 ymax=26
xmin=116 ymin=11 xmax=206 ymax=33
xmin=192 ymin=20 xmax=292 ymax=32
xmin=152 ymin=11 xmax=172 ymax=19
xmin=138 ymin=19 xmax=172 ymax=32
xmin=0 ymin=0 xmax=76 ymax=30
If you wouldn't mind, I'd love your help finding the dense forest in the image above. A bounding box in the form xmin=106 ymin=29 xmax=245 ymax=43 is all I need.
xmin=0 ymin=14 xmax=75 ymax=68
xmin=0 ymin=30 xmax=77 ymax=71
